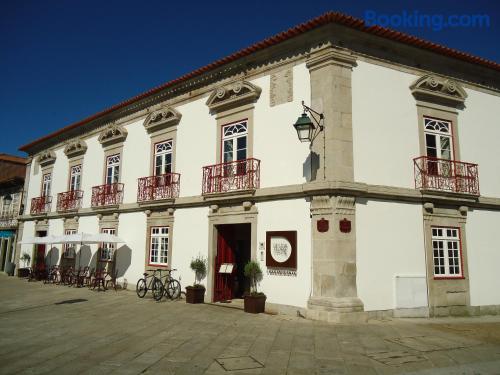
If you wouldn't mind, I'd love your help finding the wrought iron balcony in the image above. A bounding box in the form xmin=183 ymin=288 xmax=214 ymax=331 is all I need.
xmin=91 ymin=183 xmax=124 ymax=207
xmin=30 ymin=196 xmax=52 ymax=215
xmin=413 ymin=156 xmax=479 ymax=196
xmin=137 ymin=173 xmax=180 ymax=203
xmin=0 ymin=213 xmax=17 ymax=228
xmin=57 ymin=190 xmax=83 ymax=212
xmin=202 ymin=158 xmax=260 ymax=195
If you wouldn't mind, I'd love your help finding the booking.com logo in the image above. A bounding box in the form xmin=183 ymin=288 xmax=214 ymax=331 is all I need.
xmin=364 ymin=10 xmax=490 ymax=31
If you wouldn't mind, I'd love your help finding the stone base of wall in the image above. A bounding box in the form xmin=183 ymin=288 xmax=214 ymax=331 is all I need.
xmin=265 ymin=301 xmax=500 ymax=323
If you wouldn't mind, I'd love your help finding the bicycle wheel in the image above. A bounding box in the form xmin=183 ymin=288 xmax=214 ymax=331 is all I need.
xmin=166 ymin=279 xmax=181 ymax=300
xmin=152 ymin=278 xmax=164 ymax=301
xmin=136 ymin=278 xmax=147 ymax=298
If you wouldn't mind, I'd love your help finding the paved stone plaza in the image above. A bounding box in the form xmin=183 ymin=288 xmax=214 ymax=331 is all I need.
xmin=1 ymin=274 xmax=500 ymax=374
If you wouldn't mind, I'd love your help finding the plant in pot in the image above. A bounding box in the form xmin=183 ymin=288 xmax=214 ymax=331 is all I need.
xmin=18 ymin=253 xmax=31 ymax=278
xmin=243 ymin=260 xmax=266 ymax=314
xmin=186 ymin=255 xmax=207 ymax=304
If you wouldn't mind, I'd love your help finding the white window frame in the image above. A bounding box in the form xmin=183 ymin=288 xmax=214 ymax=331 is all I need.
xmin=424 ymin=117 xmax=453 ymax=161
xmin=106 ymin=154 xmax=120 ymax=185
xmin=69 ymin=165 xmax=82 ymax=191
xmin=149 ymin=226 xmax=169 ymax=266
xmin=63 ymin=229 xmax=77 ymax=259
xmin=42 ymin=173 xmax=52 ymax=197
xmin=154 ymin=140 xmax=173 ymax=176
xmin=101 ymin=228 xmax=116 ymax=261
xmin=222 ymin=120 xmax=247 ymax=164
xmin=431 ymin=226 xmax=463 ymax=278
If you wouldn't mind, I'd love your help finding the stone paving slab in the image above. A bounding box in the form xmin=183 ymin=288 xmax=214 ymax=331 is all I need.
xmin=1 ymin=274 xmax=500 ymax=374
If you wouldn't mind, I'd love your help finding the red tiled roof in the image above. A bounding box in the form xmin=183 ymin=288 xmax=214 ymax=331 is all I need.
xmin=0 ymin=153 xmax=27 ymax=164
xmin=19 ymin=11 xmax=500 ymax=152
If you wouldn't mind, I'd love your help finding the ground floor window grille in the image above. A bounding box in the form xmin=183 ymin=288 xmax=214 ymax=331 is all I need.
xmin=149 ymin=227 xmax=168 ymax=266
xmin=431 ymin=227 xmax=462 ymax=277
xmin=63 ymin=229 xmax=77 ymax=258
xmin=101 ymin=228 xmax=116 ymax=261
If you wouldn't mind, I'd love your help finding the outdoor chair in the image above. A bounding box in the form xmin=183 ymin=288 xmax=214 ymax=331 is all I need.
xmin=105 ymin=268 xmax=119 ymax=291
xmin=91 ymin=269 xmax=107 ymax=291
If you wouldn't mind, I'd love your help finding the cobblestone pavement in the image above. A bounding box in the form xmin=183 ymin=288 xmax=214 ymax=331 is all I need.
xmin=1 ymin=274 xmax=500 ymax=374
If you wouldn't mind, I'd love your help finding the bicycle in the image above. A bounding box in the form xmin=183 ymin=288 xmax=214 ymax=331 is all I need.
xmin=158 ymin=269 xmax=181 ymax=300
xmin=136 ymin=269 xmax=164 ymax=301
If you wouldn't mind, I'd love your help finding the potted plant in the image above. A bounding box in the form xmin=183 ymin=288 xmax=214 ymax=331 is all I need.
xmin=18 ymin=253 xmax=31 ymax=278
xmin=243 ymin=260 xmax=266 ymax=313
xmin=186 ymin=255 xmax=207 ymax=304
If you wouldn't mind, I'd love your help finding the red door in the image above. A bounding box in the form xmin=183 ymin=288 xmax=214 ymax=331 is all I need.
xmin=214 ymin=226 xmax=235 ymax=302
xmin=36 ymin=244 xmax=46 ymax=274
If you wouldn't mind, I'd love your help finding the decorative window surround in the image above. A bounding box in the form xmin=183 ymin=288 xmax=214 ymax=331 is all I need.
xmin=410 ymin=74 xmax=467 ymax=108
xmin=36 ymin=150 xmax=56 ymax=168
xmin=143 ymin=107 xmax=182 ymax=134
xmin=206 ymin=81 xmax=262 ymax=115
xmin=98 ymin=123 xmax=128 ymax=147
xmin=144 ymin=210 xmax=174 ymax=269
xmin=423 ymin=205 xmax=470 ymax=314
xmin=431 ymin=226 xmax=463 ymax=278
xmin=64 ymin=139 xmax=87 ymax=158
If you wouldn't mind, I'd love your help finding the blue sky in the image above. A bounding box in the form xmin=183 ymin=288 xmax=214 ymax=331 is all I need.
xmin=1 ymin=0 xmax=498 ymax=156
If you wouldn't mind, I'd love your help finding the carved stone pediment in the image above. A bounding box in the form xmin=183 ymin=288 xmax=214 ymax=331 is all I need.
xmin=37 ymin=150 xmax=56 ymax=167
xmin=206 ymin=81 xmax=261 ymax=114
xmin=143 ymin=107 xmax=182 ymax=134
xmin=410 ymin=74 xmax=467 ymax=107
xmin=98 ymin=123 xmax=128 ymax=146
xmin=64 ymin=139 xmax=87 ymax=158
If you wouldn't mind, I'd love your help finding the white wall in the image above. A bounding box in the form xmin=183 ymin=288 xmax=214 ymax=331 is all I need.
xmin=352 ymin=61 xmax=419 ymax=188
xmin=117 ymin=212 xmax=147 ymax=287
xmin=257 ymin=198 xmax=311 ymax=308
xmin=80 ymin=136 xmax=103 ymax=208
xmin=459 ymin=89 xmax=500 ymax=197
xmin=122 ymin=119 xmax=150 ymax=203
xmin=19 ymin=221 xmax=35 ymax=267
xmin=172 ymin=207 xmax=209 ymax=288
xmin=356 ymin=200 xmax=426 ymax=311
xmin=253 ymin=63 xmax=311 ymax=188
xmin=175 ymin=100 xmax=216 ymax=197
xmin=466 ymin=209 xmax=500 ymax=306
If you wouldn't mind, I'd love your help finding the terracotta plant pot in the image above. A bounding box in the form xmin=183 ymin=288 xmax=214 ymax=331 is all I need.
xmin=244 ymin=294 xmax=266 ymax=314
xmin=186 ymin=286 xmax=205 ymax=304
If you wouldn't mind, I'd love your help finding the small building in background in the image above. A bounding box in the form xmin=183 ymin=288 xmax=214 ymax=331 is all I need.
xmin=0 ymin=153 xmax=26 ymax=274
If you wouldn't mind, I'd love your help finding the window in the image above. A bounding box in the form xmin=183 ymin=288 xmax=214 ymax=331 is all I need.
xmin=106 ymin=154 xmax=120 ymax=185
xmin=222 ymin=121 xmax=247 ymax=163
xmin=69 ymin=165 xmax=82 ymax=191
xmin=42 ymin=173 xmax=52 ymax=197
xmin=424 ymin=117 xmax=453 ymax=176
xmin=149 ymin=226 xmax=168 ymax=266
xmin=63 ymin=229 xmax=77 ymax=258
xmin=431 ymin=227 xmax=462 ymax=278
xmin=101 ymin=228 xmax=116 ymax=261
xmin=154 ymin=140 xmax=173 ymax=176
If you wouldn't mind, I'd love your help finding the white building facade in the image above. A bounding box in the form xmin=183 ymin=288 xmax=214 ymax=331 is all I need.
xmin=17 ymin=13 xmax=500 ymax=321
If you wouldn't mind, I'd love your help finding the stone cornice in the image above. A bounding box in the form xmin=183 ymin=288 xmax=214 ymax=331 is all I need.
xmin=306 ymin=43 xmax=357 ymax=71
xmin=143 ymin=106 xmax=182 ymax=134
xmin=19 ymin=180 xmax=500 ymax=223
xmin=98 ymin=123 xmax=128 ymax=146
xmin=64 ymin=139 xmax=87 ymax=158
xmin=36 ymin=150 xmax=56 ymax=167
xmin=206 ymin=81 xmax=262 ymax=114
xmin=410 ymin=74 xmax=467 ymax=108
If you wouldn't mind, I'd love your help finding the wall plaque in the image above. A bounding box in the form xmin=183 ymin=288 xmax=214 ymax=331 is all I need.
xmin=317 ymin=218 xmax=329 ymax=233
xmin=339 ymin=218 xmax=351 ymax=233
xmin=266 ymin=231 xmax=297 ymax=269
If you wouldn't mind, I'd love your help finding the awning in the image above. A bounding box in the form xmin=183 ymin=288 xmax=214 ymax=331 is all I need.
xmin=0 ymin=230 xmax=15 ymax=238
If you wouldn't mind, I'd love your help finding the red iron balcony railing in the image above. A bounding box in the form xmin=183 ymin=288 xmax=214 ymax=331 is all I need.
xmin=91 ymin=183 xmax=124 ymax=207
xmin=414 ymin=156 xmax=479 ymax=195
xmin=137 ymin=173 xmax=180 ymax=202
xmin=202 ymin=158 xmax=260 ymax=195
xmin=57 ymin=190 xmax=83 ymax=212
xmin=30 ymin=196 xmax=52 ymax=215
